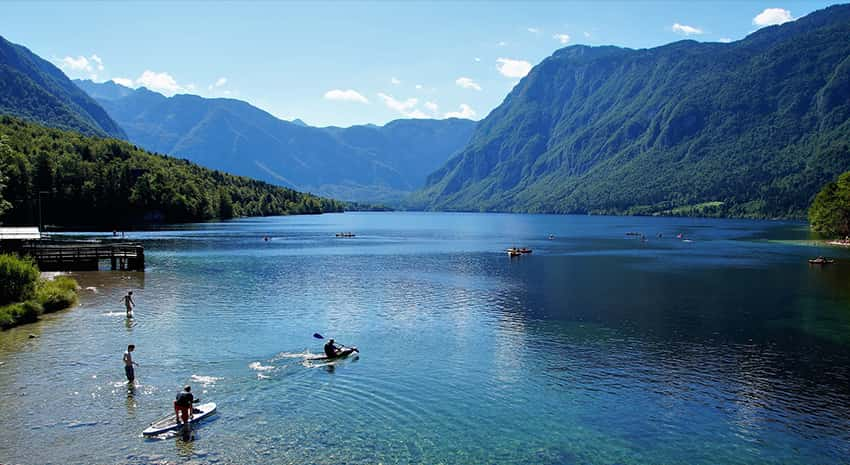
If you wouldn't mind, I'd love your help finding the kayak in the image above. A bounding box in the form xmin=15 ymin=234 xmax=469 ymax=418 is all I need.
xmin=142 ymin=402 xmax=216 ymax=437
xmin=312 ymin=347 xmax=358 ymax=361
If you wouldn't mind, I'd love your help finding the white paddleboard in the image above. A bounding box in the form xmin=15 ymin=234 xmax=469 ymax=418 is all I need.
xmin=142 ymin=402 xmax=216 ymax=436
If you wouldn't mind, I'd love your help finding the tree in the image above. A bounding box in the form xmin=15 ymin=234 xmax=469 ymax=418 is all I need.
xmin=809 ymin=172 xmax=850 ymax=238
xmin=0 ymin=135 xmax=14 ymax=217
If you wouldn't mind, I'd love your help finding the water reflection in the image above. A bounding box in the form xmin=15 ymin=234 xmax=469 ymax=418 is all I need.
xmin=2 ymin=213 xmax=850 ymax=464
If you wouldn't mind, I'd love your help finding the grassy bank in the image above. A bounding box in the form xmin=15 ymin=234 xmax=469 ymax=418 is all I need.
xmin=0 ymin=254 xmax=78 ymax=329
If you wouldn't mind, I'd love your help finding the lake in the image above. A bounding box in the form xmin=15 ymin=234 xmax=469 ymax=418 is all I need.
xmin=1 ymin=212 xmax=849 ymax=464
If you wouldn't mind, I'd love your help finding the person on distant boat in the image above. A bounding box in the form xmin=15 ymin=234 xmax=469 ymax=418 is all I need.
xmin=324 ymin=338 xmax=340 ymax=357
xmin=174 ymin=385 xmax=197 ymax=425
xmin=122 ymin=291 xmax=135 ymax=318
xmin=123 ymin=345 xmax=138 ymax=384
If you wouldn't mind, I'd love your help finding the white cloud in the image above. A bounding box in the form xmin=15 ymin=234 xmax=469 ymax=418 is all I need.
xmin=111 ymin=71 xmax=200 ymax=97
xmin=323 ymin=89 xmax=369 ymax=104
xmin=719 ymin=37 xmax=733 ymax=43
xmin=527 ymin=27 xmax=540 ymax=34
xmin=415 ymin=84 xmax=423 ymax=90
xmin=583 ymin=31 xmax=592 ymax=38
xmin=672 ymin=23 xmax=703 ymax=35
xmin=474 ymin=57 xmax=481 ymax=62
xmin=208 ymin=76 xmax=229 ymax=91
xmin=553 ymin=33 xmax=571 ymax=44
xmin=391 ymin=77 xmax=401 ymax=85
xmin=377 ymin=92 xmax=429 ymax=118
xmin=455 ymin=77 xmax=482 ymax=91
xmin=61 ymin=56 xmax=90 ymax=71
xmin=444 ymin=103 xmax=476 ymax=119
xmin=424 ymin=101 xmax=439 ymax=113
xmin=136 ymin=70 xmax=182 ymax=95
xmin=112 ymin=77 xmax=134 ymax=87
xmin=753 ymin=8 xmax=793 ymax=27
xmin=58 ymin=54 xmax=105 ymax=79
xmin=496 ymin=57 xmax=532 ymax=78
xmin=90 ymin=54 xmax=104 ymax=71
xmin=498 ymin=41 xmax=507 ymax=46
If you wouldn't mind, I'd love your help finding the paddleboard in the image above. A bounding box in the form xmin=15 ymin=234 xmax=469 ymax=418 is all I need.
xmin=142 ymin=402 xmax=216 ymax=437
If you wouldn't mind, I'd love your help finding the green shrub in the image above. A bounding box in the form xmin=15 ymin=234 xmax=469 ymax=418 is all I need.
xmin=36 ymin=276 xmax=78 ymax=313
xmin=0 ymin=301 xmax=43 ymax=329
xmin=0 ymin=254 xmax=40 ymax=305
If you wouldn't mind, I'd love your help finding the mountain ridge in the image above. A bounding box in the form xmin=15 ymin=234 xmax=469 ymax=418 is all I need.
xmin=416 ymin=4 xmax=850 ymax=218
xmin=75 ymin=79 xmax=475 ymax=204
xmin=0 ymin=35 xmax=125 ymax=139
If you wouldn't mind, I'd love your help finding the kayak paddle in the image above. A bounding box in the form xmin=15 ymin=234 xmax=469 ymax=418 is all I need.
xmin=312 ymin=332 xmax=358 ymax=352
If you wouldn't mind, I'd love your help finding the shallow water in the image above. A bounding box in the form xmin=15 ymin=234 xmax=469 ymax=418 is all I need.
xmin=1 ymin=212 xmax=850 ymax=464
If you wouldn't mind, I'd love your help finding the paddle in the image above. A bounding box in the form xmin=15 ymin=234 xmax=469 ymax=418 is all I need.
xmin=313 ymin=333 xmax=359 ymax=352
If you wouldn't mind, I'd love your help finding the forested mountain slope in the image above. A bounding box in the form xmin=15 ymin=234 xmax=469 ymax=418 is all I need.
xmin=0 ymin=116 xmax=345 ymax=227
xmin=0 ymin=36 xmax=125 ymax=139
xmin=416 ymin=4 xmax=850 ymax=219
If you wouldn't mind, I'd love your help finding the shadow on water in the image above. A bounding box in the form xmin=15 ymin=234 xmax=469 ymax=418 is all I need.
xmin=489 ymin=251 xmax=850 ymax=449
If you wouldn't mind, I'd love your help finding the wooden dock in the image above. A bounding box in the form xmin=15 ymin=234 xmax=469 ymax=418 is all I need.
xmin=23 ymin=241 xmax=145 ymax=271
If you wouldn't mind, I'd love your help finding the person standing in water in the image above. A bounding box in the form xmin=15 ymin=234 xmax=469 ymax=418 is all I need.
xmin=122 ymin=291 xmax=135 ymax=318
xmin=123 ymin=345 xmax=138 ymax=384
xmin=174 ymin=385 xmax=196 ymax=426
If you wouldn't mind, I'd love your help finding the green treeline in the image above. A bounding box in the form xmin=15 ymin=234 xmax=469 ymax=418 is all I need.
xmin=809 ymin=171 xmax=850 ymax=238
xmin=0 ymin=116 xmax=346 ymax=227
xmin=0 ymin=253 xmax=78 ymax=329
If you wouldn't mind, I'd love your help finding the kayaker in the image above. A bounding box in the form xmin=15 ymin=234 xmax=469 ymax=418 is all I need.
xmin=174 ymin=385 xmax=196 ymax=425
xmin=324 ymin=339 xmax=340 ymax=357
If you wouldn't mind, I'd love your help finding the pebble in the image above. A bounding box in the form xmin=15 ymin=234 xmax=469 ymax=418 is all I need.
xmin=28 ymin=334 xmax=38 ymax=339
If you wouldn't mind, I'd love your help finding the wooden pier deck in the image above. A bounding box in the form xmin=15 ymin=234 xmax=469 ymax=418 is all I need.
xmin=23 ymin=241 xmax=145 ymax=271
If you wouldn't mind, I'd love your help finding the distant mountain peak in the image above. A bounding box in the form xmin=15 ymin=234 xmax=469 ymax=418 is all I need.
xmin=75 ymin=79 xmax=477 ymax=205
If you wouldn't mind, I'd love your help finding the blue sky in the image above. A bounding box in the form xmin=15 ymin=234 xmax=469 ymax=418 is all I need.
xmin=0 ymin=1 xmax=840 ymax=127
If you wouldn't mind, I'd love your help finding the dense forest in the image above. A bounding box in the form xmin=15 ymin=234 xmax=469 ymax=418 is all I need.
xmin=809 ymin=171 xmax=850 ymax=238
xmin=415 ymin=4 xmax=850 ymax=219
xmin=0 ymin=116 xmax=347 ymax=227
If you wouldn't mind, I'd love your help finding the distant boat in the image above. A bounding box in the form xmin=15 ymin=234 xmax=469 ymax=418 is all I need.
xmin=625 ymin=232 xmax=641 ymax=236
xmin=506 ymin=247 xmax=532 ymax=255
xmin=335 ymin=232 xmax=355 ymax=238
xmin=548 ymin=234 xmax=555 ymax=240
xmin=507 ymin=249 xmax=522 ymax=257
xmin=809 ymin=256 xmax=835 ymax=265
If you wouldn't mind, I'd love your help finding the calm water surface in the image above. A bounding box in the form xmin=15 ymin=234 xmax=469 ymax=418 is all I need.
xmin=1 ymin=212 xmax=850 ymax=464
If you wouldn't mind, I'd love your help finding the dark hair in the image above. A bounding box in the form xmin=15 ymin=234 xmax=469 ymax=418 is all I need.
xmin=184 ymin=385 xmax=191 ymax=392
xmin=128 ymin=291 xmax=133 ymax=295
xmin=128 ymin=344 xmax=135 ymax=350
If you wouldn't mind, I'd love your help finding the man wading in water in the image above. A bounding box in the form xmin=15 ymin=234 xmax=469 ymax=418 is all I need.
xmin=123 ymin=345 xmax=139 ymax=384
xmin=122 ymin=291 xmax=135 ymax=318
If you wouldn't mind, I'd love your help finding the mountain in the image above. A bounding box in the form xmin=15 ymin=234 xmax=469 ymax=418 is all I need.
xmin=416 ymin=4 xmax=850 ymax=219
xmin=0 ymin=115 xmax=345 ymax=227
xmin=74 ymin=79 xmax=475 ymax=204
xmin=0 ymin=36 xmax=125 ymax=139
